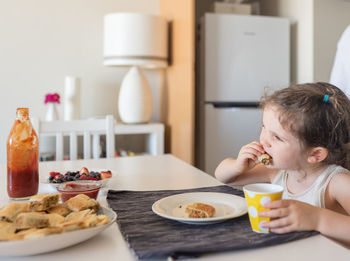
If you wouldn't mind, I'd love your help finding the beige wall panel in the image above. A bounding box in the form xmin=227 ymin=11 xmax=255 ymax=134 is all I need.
xmin=159 ymin=0 xmax=195 ymax=164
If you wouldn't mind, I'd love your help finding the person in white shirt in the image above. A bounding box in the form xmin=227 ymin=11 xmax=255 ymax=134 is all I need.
xmin=330 ymin=25 xmax=350 ymax=97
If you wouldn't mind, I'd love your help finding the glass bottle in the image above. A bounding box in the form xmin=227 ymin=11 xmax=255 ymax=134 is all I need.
xmin=7 ymin=108 xmax=39 ymax=200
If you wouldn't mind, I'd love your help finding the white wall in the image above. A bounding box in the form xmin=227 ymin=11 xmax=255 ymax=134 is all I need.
xmin=260 ymin=0 xmax=350 ymax=84
xmin=260 ymin=0 xmax=314 ymax=84
xmin=0 ymin=0 xmax=160 ymax=163
xmin=314 ymin=0 xmax=350 ymax=82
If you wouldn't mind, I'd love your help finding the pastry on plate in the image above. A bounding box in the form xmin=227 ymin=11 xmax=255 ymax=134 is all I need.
xmin=0 ymin=221 xmax=16 ymax=241
xmin=185 ymin=202 xmax=216 ymax=218
xmin=0 ymin=202 xmax=30 ymax=222
xmin=59 ymin=220 xmax=86 ymax=232
xmin=81 ymin=214 xmax=109 ymax=228
xmin=96 ymin=215 xmax=109 ymax=226
xmin=47 ymin=203 xmax=72 ymax=217
xmin=29 ymin=193 xmax=60 ymax=211
xmin=18 ymin=227 xmax=63 ymax=240
xmin=15 ymin=212 xmax=50 ymax=229
xmin=0 ymin=193 xmax=112 ymax=242
xmin=65 ymin=194 xmax=100 ymax=212
xmin=258 ymin=153 xmax=272 ymax=165
xmin=46 ymin=213 xmax=65 ymax=227
xmin=64 ymin=209 xmax=94 ymax=222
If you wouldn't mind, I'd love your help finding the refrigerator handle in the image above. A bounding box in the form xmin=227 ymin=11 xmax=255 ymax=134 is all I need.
xmin=204 ymin=101 xmax=260 ymax=108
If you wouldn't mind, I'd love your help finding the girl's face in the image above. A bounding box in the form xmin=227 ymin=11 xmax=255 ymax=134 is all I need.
xmin=259 ymin=105 xmax=308 ymax=170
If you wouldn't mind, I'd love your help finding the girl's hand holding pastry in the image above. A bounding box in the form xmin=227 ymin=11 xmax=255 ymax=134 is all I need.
xmin=235 ymin=141 xmax=265 ymax=174
xmin=215 ymin=141 xmax=273 ymax=184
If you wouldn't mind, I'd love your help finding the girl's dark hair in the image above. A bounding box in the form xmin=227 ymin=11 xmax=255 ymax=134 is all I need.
xmin=261 ymin=82 xmax=350 ymax=169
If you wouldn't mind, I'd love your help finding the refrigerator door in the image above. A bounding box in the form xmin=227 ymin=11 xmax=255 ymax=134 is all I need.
xmin=201 ymin=104 xmax=262 ymax=175
xmin=203 ymin=14 xmax=290 ymax=102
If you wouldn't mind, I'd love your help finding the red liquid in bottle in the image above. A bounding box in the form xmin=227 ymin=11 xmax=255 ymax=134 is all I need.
xmin=7 ymin=108 xmax=39 ymax=199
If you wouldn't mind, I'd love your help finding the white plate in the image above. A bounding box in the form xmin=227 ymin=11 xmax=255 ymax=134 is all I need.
xmin=0 ymin=206 xmax=117 ymax=256
xmin=41 ymin=169 xmax=114 ymax=189
xmin=152 ymin=192 xmax=247 ymax=225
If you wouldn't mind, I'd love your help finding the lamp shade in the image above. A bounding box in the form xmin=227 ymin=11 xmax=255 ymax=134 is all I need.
xmin=104 ymin=13 xmax=168 ymax=68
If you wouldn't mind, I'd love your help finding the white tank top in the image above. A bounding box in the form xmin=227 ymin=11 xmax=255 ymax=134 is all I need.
xmin=272 ymin=164 xmax=350 ymax=208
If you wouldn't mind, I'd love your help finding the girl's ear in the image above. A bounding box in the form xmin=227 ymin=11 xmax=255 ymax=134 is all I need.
xmin=307 ymin=147 xmax=328 ymax=163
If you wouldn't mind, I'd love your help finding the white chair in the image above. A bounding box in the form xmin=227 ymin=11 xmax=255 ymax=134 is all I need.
xmin=31 ymin=115 xmax=115 ymax=161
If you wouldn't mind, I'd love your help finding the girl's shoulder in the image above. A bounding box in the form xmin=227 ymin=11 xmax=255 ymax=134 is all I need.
xmin=330 ymin=165 xmax=350 ymax=176
xmin=327 ymin=165 xmax=350 ymax=198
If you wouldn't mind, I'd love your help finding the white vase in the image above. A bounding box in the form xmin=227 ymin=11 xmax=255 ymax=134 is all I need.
xmin=45 ymin=103 xmax=59 ymax=121
xmin=118 ymin=66 xmax=152 ymax=123
xmin=64 ymin=76 xmax=81 ymax=120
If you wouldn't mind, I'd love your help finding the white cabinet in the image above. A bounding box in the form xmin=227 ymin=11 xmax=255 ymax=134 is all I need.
xmin=34 ymin=117 xmax=165 ymax=160
xmin=114 ymin=123 xmax=164 ymax=156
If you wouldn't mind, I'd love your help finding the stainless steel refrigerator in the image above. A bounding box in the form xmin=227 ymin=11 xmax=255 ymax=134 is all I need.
xmin=196 ymin=13 xmax=290 ymax=175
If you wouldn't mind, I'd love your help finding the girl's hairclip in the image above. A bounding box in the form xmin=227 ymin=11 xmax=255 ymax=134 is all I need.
xmin=323 ymin=94 xmax=329 ymax=102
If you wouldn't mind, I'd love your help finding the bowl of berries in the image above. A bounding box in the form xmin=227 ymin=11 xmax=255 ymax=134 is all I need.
xmin=47 ymin=167 xmax=113 ymax=188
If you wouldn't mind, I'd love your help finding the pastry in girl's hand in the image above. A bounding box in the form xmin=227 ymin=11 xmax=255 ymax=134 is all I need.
xmin=258 ymin=153 xmax=272 ymax=165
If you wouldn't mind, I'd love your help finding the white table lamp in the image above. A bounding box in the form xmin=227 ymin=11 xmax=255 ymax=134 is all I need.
xmin=104 ymin=13 xmax=168 ymax=123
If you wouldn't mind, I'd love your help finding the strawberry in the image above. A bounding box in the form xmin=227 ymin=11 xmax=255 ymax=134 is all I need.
xmin=79 ymin=167 xmax=89 ymax=176
xmin=87 ymin=177 xmax=98 ymax=181
xmin=49 ymin=171 xmax=57 ymax=177
xmin=79 ymin=174 xmax=87 ymax=180
xmin=54 ymin=174 xmax=62 ymax=180
xmin=100 ymin=171 xmax=112 ymax=180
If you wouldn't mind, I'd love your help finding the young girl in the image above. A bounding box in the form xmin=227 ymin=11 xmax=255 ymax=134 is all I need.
xmin=215 ymin=82 xmax=350 ymax=244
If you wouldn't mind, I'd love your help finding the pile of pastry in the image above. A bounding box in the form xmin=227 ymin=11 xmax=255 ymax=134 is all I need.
xmin=0 ymin=193 xmax=109 ymax=241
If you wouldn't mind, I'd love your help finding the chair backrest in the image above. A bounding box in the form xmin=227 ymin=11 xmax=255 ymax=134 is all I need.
xmin=31 ymin=115 xmax=115 ymax=161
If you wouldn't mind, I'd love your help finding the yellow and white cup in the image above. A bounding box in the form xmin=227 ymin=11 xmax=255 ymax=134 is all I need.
xmin=243 ymin=183 xmax=284 ymax=233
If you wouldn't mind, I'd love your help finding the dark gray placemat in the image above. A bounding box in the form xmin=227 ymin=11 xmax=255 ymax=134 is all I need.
xmin=107 ymin=185 xmax=318 ymax=260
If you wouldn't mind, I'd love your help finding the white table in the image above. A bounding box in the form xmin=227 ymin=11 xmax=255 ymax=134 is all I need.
xmin=0 ymin=154 xmax=349 ymax=260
